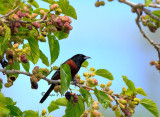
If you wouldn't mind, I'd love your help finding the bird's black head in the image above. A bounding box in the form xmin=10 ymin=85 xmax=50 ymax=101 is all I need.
xmin=71 ymin=54 xmax=91 ymax=68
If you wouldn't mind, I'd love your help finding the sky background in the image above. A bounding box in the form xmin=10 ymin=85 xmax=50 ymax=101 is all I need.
xmin=1 ymin=0 xmax=160 ymax=117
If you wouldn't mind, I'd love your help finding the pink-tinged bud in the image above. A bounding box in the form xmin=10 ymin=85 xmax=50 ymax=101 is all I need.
xmin=92 ymin=78 xmax=98 ymax=85
xmin=40 ymin=10 xmax=45 ymax=15
xmin=150 ymin=60 xmax=156 ymax=66
xmin=14 ymin=27 xmax=19 ymax=33
xmin=50 ymin=4 xmax=59 ymax=11
xmin=93 ymin=110 xmax=100 ymax=117
xmin=55 ymin=19 xmax=63 ymax=28
xmin=14 ymin=22 xmax=21 ymax=27
xmin=51 ymin=14 xmax=56 ymax=20
xmin=32 ymin=22 xmax=40 ymax=28
xmin=16 ymin=10 xmax=22 ymax=18
xmin=20 ymin=54 xmax=28 ymax=63
xmin=124 ymin=109 xmax=132 ymax=117
xmin=23 ymin=6 xmax=29 ymax=12
xmin=31 ymin=13 xmax=38 ymax=19
xmin=27 ymin=25 xmax=32 ymax=30
xmin=64 ymin=22 xmax=73 ymax=30
xmin=64 ymin=16 xmax=72 ymax=23
xmin=13 ymin=14 xmax=20 ymax=21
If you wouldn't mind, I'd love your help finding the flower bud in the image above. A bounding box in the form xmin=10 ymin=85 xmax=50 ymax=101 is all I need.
xmin=122 ymin=87 xmax=127 ymax=92
xmin=54 ymin=85 xmax=61 ymax=93
xmin=53 ymin=66 xmax=58 ymax=70
xmin=40 ymin=10 xmax=45 ymax=15
xmin=30 ymin=76 xmax=38 ymax=83
xmin=32 ymin=22 xmax=40 ymax=28
xmin=108 ymin=95 xmax=114 ymax=102
xmin=20 ymin=54 xmax=28 ymax=63
xmin=41 ymin=109 xmax=47 ymax=116
xmin=100 ymin=83 xmax=105 ymax=88
xmin=83 ymin=72 xmax=88 ymax=77
xmin=112 ymin=105 xmax=118 ymax=111
xmin=41 ymin=68 xmax=49 ymax=75
xmin=107 ymin=90 xmax=113 ymax=95
xmin=5 ymin=82 xmax=13 ymax=88
xmin=119 ymin=103 xmax=126 ymax=110
xmin=32 ymin=66 xmax=39 ymax=74
xmin=55 ymin=8 xmax=62 ymax=15
xmin=31 ymin=13 xmax=38 ymax=19
xmin=50 ymin=4 xmax=59 ymax=11
xmin=95 ymin=1 xmax=100 ymax=7
xmin=105 ymin=86 xmax=110 ymax=92
xmin=23 ymin=6 xmax=29 ymax=12
xmin=133 ymin=98 xmax=140 ymax=103
xmin=13 ymin=14 xmax=20 ymax=21
xmin=92 ymin=110 xmax=100 ymax=117
xmin=27 ymin=25 xmax=32 ymax=30
xmin=92 ymin=104 xmax=100 ymax=110
xmin=93 ymin=78 xmax=98 ymax=85
xmin=49 ymin=26 xmax=57 ymax=32
xmin=107 ymin=81 xmax=112 ymax=87
xmin=100 ymin=1 xmax=105 ymax=6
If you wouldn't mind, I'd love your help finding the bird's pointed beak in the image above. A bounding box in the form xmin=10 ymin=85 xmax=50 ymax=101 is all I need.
xmin=84 ymin=56 xmax=91 ymax=59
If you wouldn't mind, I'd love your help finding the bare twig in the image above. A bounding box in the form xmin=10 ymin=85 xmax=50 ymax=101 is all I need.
xmin=0 ymin=5 xmax=21 ymax=19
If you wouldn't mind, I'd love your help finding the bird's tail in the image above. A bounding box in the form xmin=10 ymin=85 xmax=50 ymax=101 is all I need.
xmin=40 ymin=84 xmax=55 ymax=103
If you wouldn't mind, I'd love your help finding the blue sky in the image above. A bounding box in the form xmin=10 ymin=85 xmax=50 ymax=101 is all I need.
xmin=1 ymin=0 xmax=160 ymax=117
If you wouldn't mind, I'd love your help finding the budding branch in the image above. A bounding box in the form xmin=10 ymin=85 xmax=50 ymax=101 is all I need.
xmin=118 ymin=0 xmax=160 ymax=61
xmin=0 ymin=69 xmax=60 ymax=84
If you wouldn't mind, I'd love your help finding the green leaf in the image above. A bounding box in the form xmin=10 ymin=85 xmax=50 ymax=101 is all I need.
xmin=54 ymin=97 xmax=68 ymax=106
xmin=65 ymin=96 xmax=85 ymax=117
xmin=22 ymin=110 xmax=39 ymax=117
xmin=6 ymin=105 xmax=22 ymax=116
xmin=48 ymin=101 xmax=59 ymax=113
xmin=60 ymin=64 xmax=71 ymax=95
xmin=95 ymin=69 xmax=114 ymax=80
xmin=115 ymin=108 xmax=121 ymax=117
xmin=33 ymin=8 xmax=49 ymax=14
xmin=21 ymin=62 xmax=30 ymax=72
xmin=94 ymin=87 xmax=110 ymax=110
xmin=80 ymin=87 xmax=92 ymax=107
xmin=81 ymin=60 xmax=88 ymax=68
xmin=3 ymin=25 xmax=11 ymax=44
xmin=0 ymin=82 xmax=2 ymax=90
xmin=136 ymin=87 xmax=147 ymax=96
xmin=145 ymin=0 xmax=152 ymax=7
xmin=41 ymin=0 xmax=56 ymax=4
xmin=0 ymin=36 xmax=9 ymax=56
xmin=57 ymin=0 xmax=77 ymax=19
xmin=140 ymin=98 xmax=159 ymax=117
xmin=48 ymin=33 xmax=59 ymax=65
xmin=28 ymin=30 xmax=40 ymax=64
xmin=5 ymin=97 xmax=16 ymax=105
xmin=54 ymin=31 xmax=69 ymax=40
xmin=152 ymin=10 xmax=160 ymax=18
xmin=39 ymin=50 xmax=49 ymax=67
xmin=122 ymin=76 xmax=135 ymax=91
xmin=27 ymin=0 xmax=39 ymax=8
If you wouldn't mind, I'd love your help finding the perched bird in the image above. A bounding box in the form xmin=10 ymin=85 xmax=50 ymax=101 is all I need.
xmin=40 ymin=54 xmax=91 ymax=103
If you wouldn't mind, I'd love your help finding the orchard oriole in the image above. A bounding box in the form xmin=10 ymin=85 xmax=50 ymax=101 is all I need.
xmin=40 ymin=54 xmax=91 ymax=103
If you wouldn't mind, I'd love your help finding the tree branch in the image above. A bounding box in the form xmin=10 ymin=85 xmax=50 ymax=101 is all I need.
xmin=0 ymin=5 xmax=21 ymax=19
xmin=0 ymin=69 xmax=60 ymax=84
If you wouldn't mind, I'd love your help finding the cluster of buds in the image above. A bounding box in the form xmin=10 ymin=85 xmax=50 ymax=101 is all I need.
xmin=82 ymin=101 xmax=102 ymax=117
xmin=95 ymin=1 xmax=105 ymax=7
xmin=4 ymin=75 xmax=16 ymax=88
xmin=53 ymin=85 xmax=61 ymax=93
xmin=141 ymin=15 xmax=159 ymax=33
xmin=100 ymin=81 xmax=113 ymax=95
xmin=0 ymin=22 xmax=7 ymax=36
xmin=65 ymin=92 xmax=79 ymax=103
xmin=107 ymin=86 xmax=140 ymax=117
xmin=6 ymin=43 xmax=29 ymax=65
xmin=41 ymin=109 xmax=47 ymax=116
xmin=30 ymin=66 xmax=45 ymax=89
xmin=150 ymin=60 xmax=160 ymax=71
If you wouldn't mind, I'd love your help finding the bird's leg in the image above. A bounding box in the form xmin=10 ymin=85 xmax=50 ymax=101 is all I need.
xmin=71 ymin=79 xmax=78 ymax=86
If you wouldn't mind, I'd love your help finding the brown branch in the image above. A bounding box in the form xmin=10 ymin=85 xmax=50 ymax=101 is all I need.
xmin=117 ymin=0 xmax=160 ymax=61
xmin=0 ymin=5 xmax=21 ymax=19
xmin=0 ymin=69 xmax=60 ymax=84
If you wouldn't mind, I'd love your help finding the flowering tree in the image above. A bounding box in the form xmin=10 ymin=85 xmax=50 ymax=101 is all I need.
xmin=0 ymin=0 xmax=159 ymax=117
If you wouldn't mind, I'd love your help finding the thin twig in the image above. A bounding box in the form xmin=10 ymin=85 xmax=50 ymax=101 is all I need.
xmin=0 ymin=5 xmax=21 ymax=19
